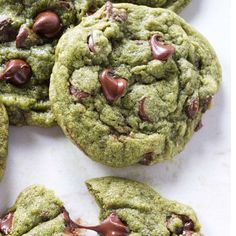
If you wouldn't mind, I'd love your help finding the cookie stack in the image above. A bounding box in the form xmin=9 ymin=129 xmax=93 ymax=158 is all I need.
xmin=0 ymin=0 xmax=221 ymax=235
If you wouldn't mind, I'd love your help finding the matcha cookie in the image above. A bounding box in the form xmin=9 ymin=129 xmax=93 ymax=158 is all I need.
xmin=50 ymin=3 xmax=221 ymax=167
xmin=0 ymin=104 xmax=8 ymax=181
xmin=74 ymin=0 xmax=191 ymax=20
xmin=83 ymin=176 xmax=203 ymax=236
xmin=0 ymin=185 xmax=81 ymax=236
xmin=0 ymin=0 xmax=77 ymax=127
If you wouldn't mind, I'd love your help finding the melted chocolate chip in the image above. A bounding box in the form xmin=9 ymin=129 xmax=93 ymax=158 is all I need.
xmin=202 ymin=95 xmax=213 ymax=113
xmin=32 ymin=11 xmax=62 ymax=38
xmin=62 ymin=208 xmax=130 ymax=236
xmin=99 ymin=69 xmax=128 ymax=103
xmin=185 ymin=97 xmax=199 ymax=119
xmin=150 ymin=35 xmax=175 ymax=61
xmin=139 ymin=153 xmax=154 ymax=165
xmin=16 ymin=27 xmax=29 ymax=48
xmin=69 ymin=85 xmax=90 ymax=101
xmin=138 ymin=97 xmax=150 ymax=122
xmin=0 ymin=212 xmax=14 ymax=234
xmin=0 ymin=19 xmax=18 ymax=43
xmin=88 ymin=33 xmax=96 ymax=53
xmin=194 ymin=120 xmax=203 ymax=132
xmin=0 ymin=59 xmax=31 ymax=86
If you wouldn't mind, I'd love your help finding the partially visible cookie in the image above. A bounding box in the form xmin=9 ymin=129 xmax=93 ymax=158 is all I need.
xmin=50 ymin=3 xmax=221 ymax=167
xmin=86 ymin=176 xmax=203 ymax=236
xmin=0 ymin=185 xmax=79 ymax=236
xmin=0 ymin=0 xmax=77 ymax=127
xmin=0 ymin=104 xmax=8 ymax=181
xmin=74 ymin=0 xmax=191 ymax=20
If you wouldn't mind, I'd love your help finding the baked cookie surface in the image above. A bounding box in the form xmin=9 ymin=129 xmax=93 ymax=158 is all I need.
xmin=0 ymin=0 xmax=76 ymax=127
xmin=86 ymin=176 xmax=203 ymax=236
xmin=50 ymin=3 xmax=221 ymax=167
xmin=74 ymin=0 xmax=191 ymax=20
xmin=0 ymin=104 xmax=8 ymax=181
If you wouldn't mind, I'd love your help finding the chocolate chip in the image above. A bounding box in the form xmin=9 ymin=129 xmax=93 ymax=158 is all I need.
xmin=150 ymin=35 xmax=175 ymax=61
xmin=202 ymin=95 xmax=213 ymax=113
xmin=185 ymin=97 xmax=199 ymax=119
xmin=88 ymin=33 xmax=96 ymax=53
xmin=99 ymin=69 xmax=128 ymax=103
xmin=194 ymin=120 xmax=203 ymax=132
xmin=0 ymin=59 xmax=31 ymax=86
xmin=138 ymin=97 xmax=150 ymax=122
xmin=16 ymin=27 xmax=29 ymax=48
xmin=0 ymin=19 xmax=18 ymax=43
xmin=139 ymin=153 xmax=154 ymax=165
xmin=183 ymin=221 xmax=195 ymax=231
xmin=69 ymin=85 xmax=90 ymax=101
xmin=0 ymin=212 xmax=14 ymax=234
xmin=32 ymin=11 xmax=62 ymax=38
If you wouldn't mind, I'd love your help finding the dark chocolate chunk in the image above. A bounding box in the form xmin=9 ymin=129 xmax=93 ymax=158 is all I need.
xmin=202 ymin=95 xmax=213 ymax=113
xmin=185 ymin=97 xmax=199 ymax=119
xmin=150 ymin=35 xmax=175 ymax=61
xmin=139 ymin=153 xmax=154 ymax=165
xmin=32 ymin=11 xmax=62 ymax=38
xmin=16 ymin=27 xmax=29 ymax=48
xmin=194 ymin=120 xmax=203 ymax=132
xmin=99 ymin=69 xmax=128 ymax=103
xmin=138 ymin=97 xmax=150 ymax=122
xmin=69 ymin=85 xmax=90 ymax=101
xmin=0 ymin=19 xmax=18 ymax=43
xmin=0 ymin=59 xmax=31 ymax=86
xmin=0 ymin=212 xmax=14 ymax=235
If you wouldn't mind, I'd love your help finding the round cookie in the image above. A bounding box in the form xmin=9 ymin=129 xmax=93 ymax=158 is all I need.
xmin=0 ymin=0 xmax=77 ymax=127
xmin=74 ymin=0 xmax=191 ymax=20
xmin=86 ymin=176 xmax=203 ymax=236
xmin=0 ymin=104 xmax=8 ymax=181
xmin=50 ymin=3 xmax=221 ymax=167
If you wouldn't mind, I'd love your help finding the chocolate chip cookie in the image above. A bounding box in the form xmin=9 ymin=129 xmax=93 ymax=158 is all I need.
xmin=0 ymin=104 xmax=8 ymax=181
xmin=0 ymin=0 xmax=77 ymax=127
xmin=50 ymin=3 xmax=221 ymax=167
xmin=0 ymin=185 xmax=81 ymax=236
xmin=74 ymin=0 xmax=191 ymax=20
xmin=85 ymin=176 xmax=203 ymax=236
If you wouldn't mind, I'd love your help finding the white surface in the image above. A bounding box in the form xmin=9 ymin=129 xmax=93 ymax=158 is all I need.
xmin=0 ymin=0 xmax=230 ymax=235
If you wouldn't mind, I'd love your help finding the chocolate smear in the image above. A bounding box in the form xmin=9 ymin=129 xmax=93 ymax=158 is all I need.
xmin=69 ymin=85 xmax=90 ymax=101
xmin=150 ymin=35 xmax=175 ymax=61
xmin=62 ymin=208 xmax=130 ymax=236
xmin=0 ymin=212 xmax=14 ymax=235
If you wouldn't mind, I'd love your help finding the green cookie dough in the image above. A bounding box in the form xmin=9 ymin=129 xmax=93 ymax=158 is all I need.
xmin=86 ymin=176 xmax=203 ymax=236
xmin=75 ymin=0 xmax=190 ymax=21
xmin=50 ymin=3 xmax=221 ymax=167
xmin=0 ymin=104 xmax=8 ymax=181
xmin=0 ymin=185 xmax=78 ymax=236
xmin=0 ymin=0 xmax=77 ymax=127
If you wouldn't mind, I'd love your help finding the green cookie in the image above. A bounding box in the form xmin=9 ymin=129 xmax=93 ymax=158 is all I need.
xmin=0 ymin=104 xmax=8 ymax=181
xmin=86 ymin=176 xmax=203 ymax=236
xmin=0 ymin=0 xmax=77 ymax=127
xmin=50 ymin=3 xmax=221 ymax=167
xmin=74 ymin=0 xmax=191 ymax=20
xmin=0 ymin=185 xmax=78 ymax=236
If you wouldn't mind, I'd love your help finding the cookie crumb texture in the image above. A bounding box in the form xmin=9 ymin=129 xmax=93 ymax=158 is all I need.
xmin=86 ymin=176 xmax=203 ymax=235
xmin=50 ymin=3 xmax=221 ymax=167
xmin=0 ymin=0 xmax=76 ymax=127
xmin=75 ymin=0 xmax=191 ymax=20
xmin=0 ymin=104 xmax=8 ymax=181
xmin=0 ymin=185 xmax=69 ymax=236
